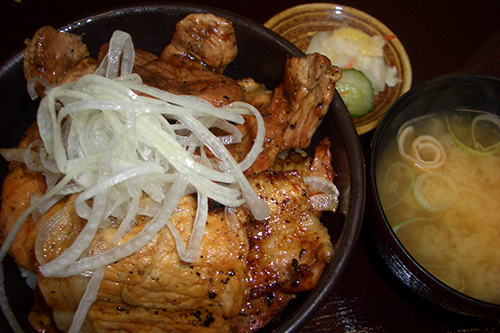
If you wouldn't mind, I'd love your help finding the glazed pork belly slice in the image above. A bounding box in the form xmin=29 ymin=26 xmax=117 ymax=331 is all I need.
xmin=23 ymin=26 xmax=97 ymax=96
xmin=23 ymin=26 xmax=90 ymax=84
xmin=229 ymin=53 xmax=342 ymax=175
xmin=231 ymin=140 xmax=335 ymax=332
xmin=34 ymin=194 xmax=250 ymax=333
xmin=159 ymin=13 xmax=238 ymax=73
xmin=0 ymin=123 xmax=48 ymax=271
xmin=132 ymin=55 xmax=244 ymax=108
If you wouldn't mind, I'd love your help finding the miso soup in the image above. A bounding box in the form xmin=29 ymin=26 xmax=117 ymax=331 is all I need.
xmin=376 ymin=109 xmax=500 ymax=304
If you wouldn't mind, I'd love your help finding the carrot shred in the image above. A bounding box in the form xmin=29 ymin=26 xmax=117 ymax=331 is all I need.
xmin=345 ymin=58 xmax=355 ymax=69
xmin=383 ymin=35 xmax=397 ymax=41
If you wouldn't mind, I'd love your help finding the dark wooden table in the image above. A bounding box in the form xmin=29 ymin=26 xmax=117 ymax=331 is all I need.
xmin=1 ymin=0 xmax=500 ymax=332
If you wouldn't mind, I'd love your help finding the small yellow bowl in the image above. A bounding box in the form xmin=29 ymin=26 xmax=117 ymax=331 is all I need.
xmin=264 ymin=3 xmax=412 ymax=135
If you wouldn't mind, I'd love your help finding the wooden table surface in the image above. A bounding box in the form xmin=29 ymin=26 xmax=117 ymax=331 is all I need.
xmin=1 ymin=0 xmax=500 ymax=332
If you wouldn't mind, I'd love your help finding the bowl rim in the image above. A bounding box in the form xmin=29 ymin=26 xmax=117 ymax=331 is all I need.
xmin=0 ymin=3 xmax=366 ymax=332
xmin=369 ymin=73 xmax=500 ymax=317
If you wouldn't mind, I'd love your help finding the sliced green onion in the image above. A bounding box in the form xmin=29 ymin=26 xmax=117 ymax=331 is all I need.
xmin=471 ymin=114 xmax=500 ymax=150
xmin=413 ymin=171 xmax=457 ymax=213
xmin=397 ymin=126 xmax=447 ymax=170
xmin=392 ymin=216 xmax=433 ymax=232
xmin=380 ymin=162 xmax=414 ymax=210
xmin=446 ymin=112 xmax=500 ymax=156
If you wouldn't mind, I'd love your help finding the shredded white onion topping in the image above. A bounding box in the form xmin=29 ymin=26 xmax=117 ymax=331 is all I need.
xmin=0 ymin=30 xmax=270 ymax=333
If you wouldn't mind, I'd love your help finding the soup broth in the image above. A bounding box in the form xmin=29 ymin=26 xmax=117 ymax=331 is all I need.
xmin=376 ymin=110 xmax=500 ymax=304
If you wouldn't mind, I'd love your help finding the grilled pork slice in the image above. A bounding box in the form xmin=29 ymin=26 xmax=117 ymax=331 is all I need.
xmin=133 ymin=55 xmax=244 ymax=108
xmin=23 ymin=26 xmax=95 ymax=96
xmin=160 ymin=13 xmax=238 ymax=73
xmin=271 ymin=138 xmax=334 ymax=183
xmin=56 ymin=57 xmax=97 ymax=85
xmin=0 ymin=123 xmax=47 ymax=271
xmin=231 ymin=140 xmax=335 ymax=333
xmin=230 ymin=54 xmax=342 ymax=175
xmin=35 ymin=195 xmax=250 ymax=333
xmin=237 ymin=77 xmax=273 ymax=112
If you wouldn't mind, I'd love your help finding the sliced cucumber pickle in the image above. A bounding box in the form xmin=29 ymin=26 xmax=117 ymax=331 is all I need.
xmin=336 ymin=68 xmax=375 ymax=118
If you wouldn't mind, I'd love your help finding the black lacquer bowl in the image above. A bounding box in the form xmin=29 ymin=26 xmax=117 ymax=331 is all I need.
xmin=0 ymin=3 xmax=365 ymax=332
xmin=369 ymin=73 xmax=500 ymax=318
